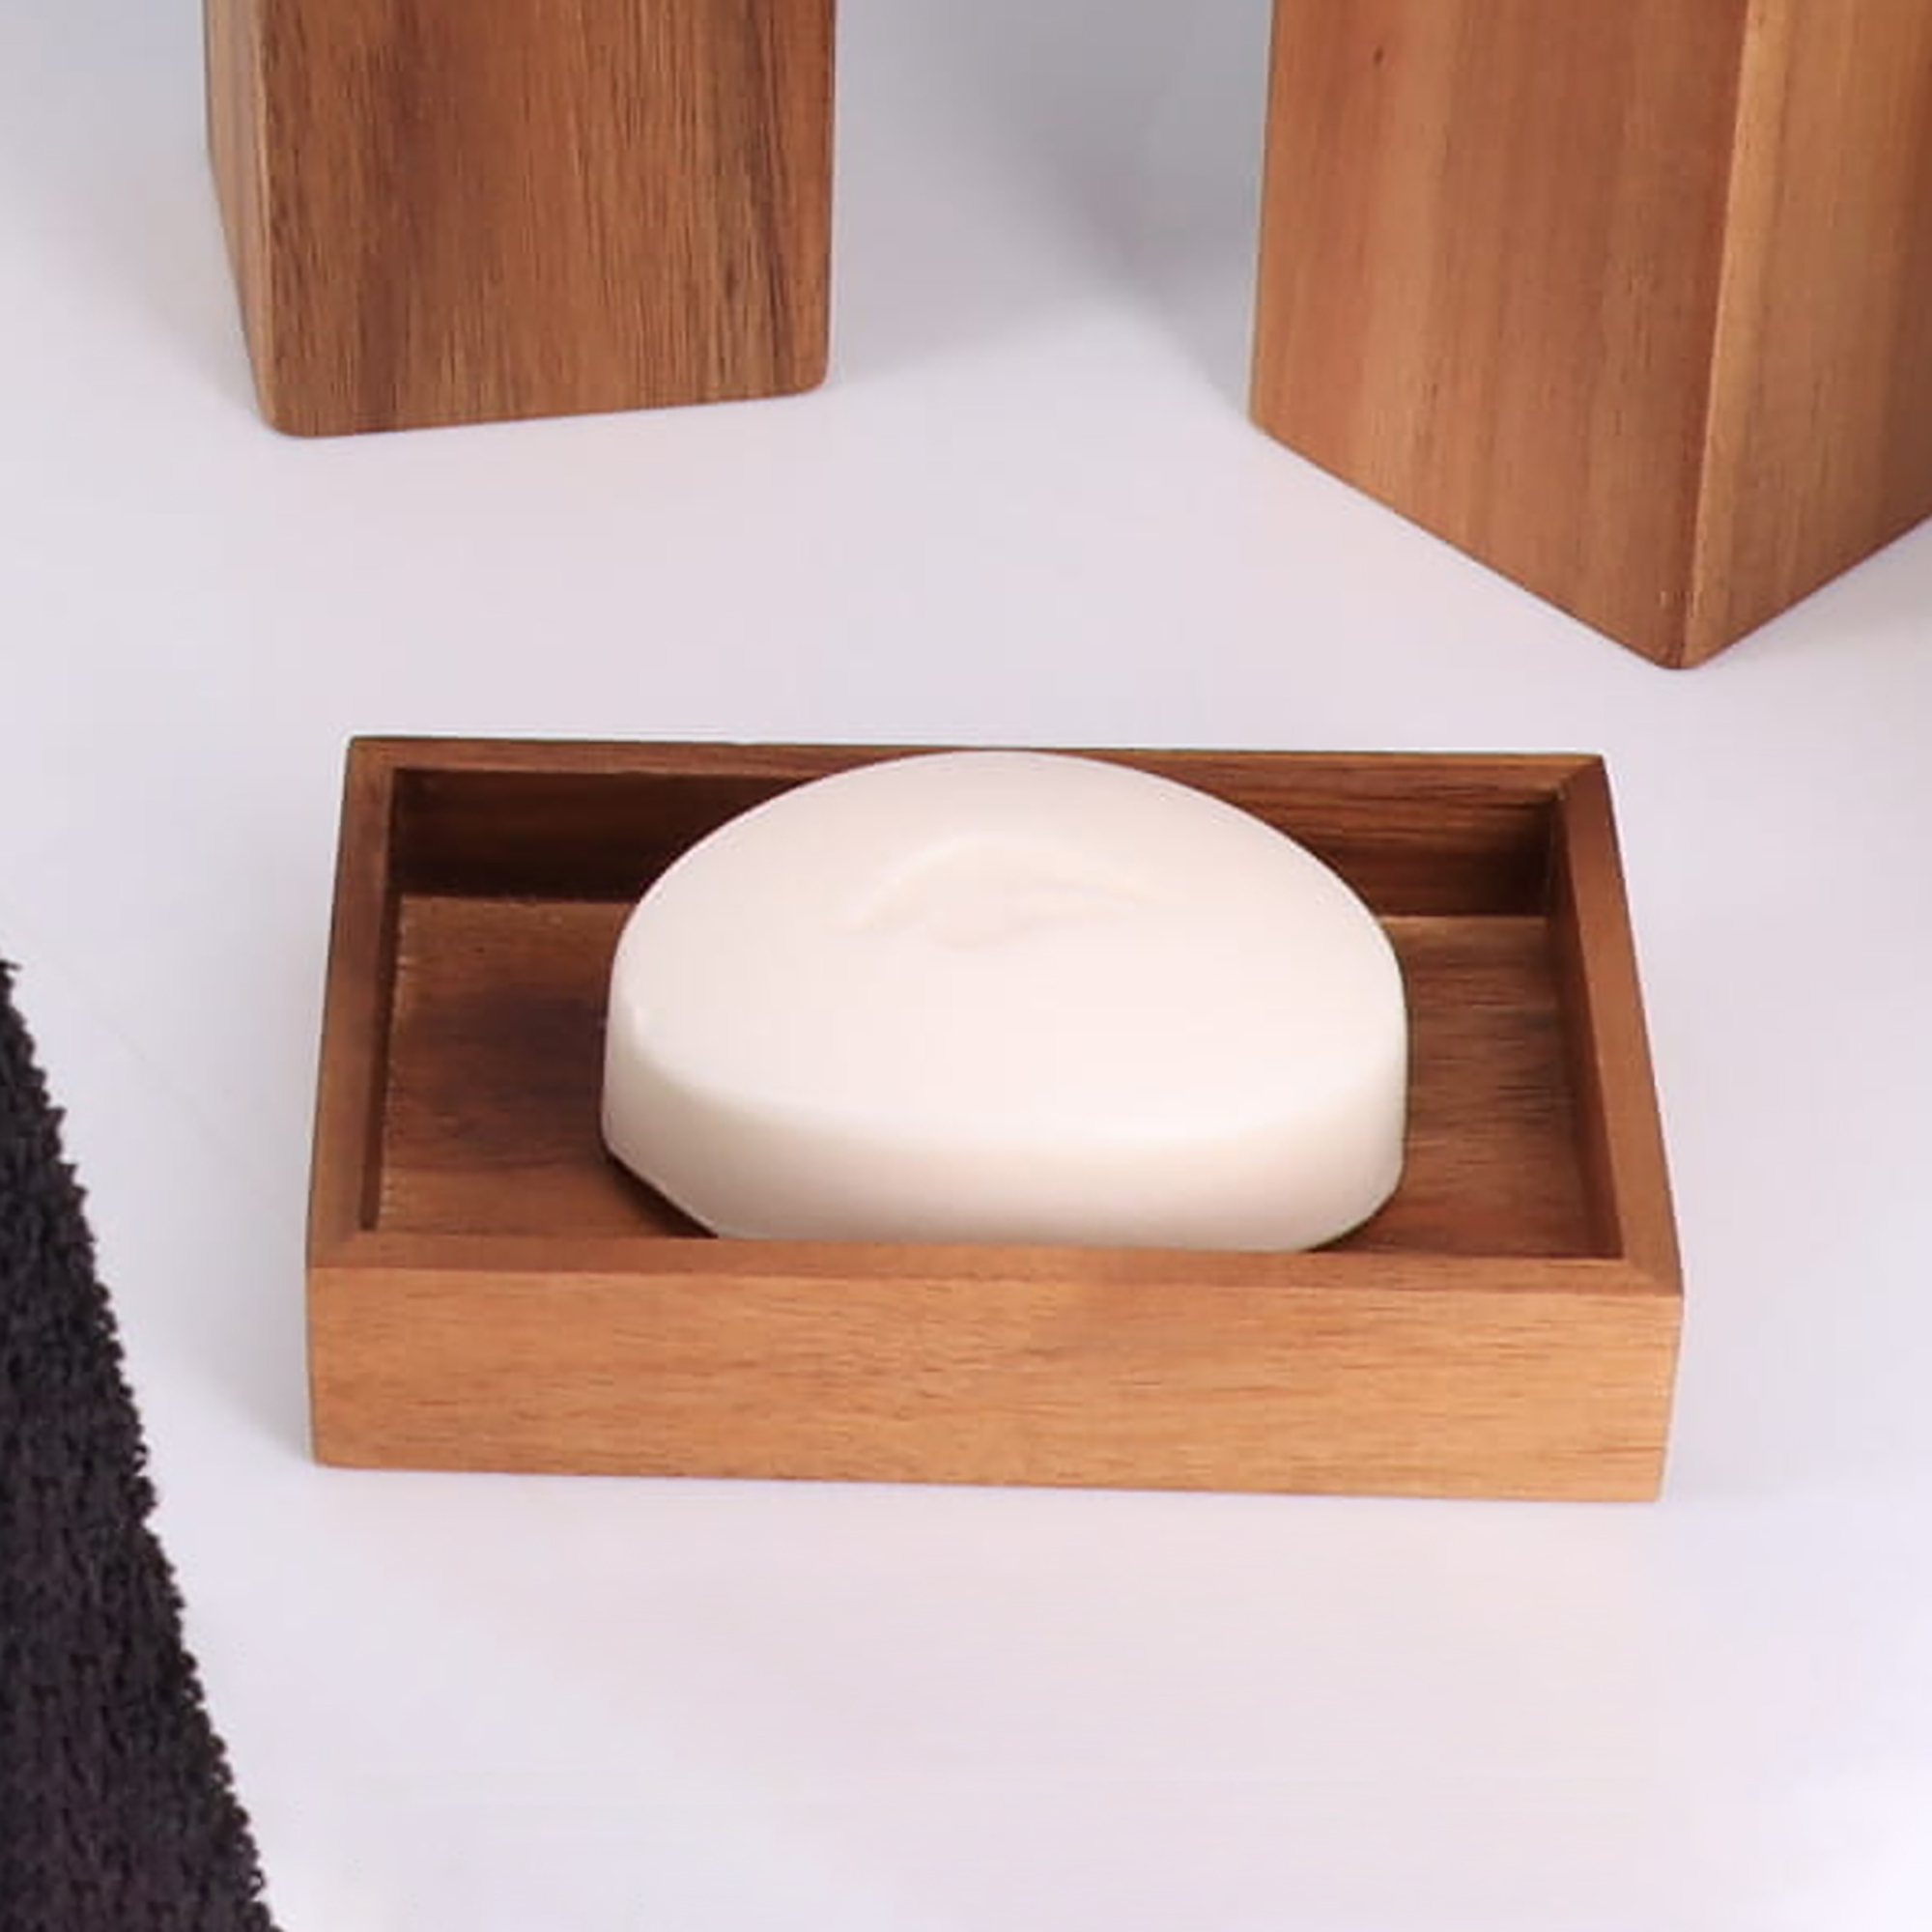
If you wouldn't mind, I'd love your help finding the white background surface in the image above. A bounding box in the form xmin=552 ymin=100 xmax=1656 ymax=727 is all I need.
xmin=5 ymin=3 xmax=1932 ymax=1927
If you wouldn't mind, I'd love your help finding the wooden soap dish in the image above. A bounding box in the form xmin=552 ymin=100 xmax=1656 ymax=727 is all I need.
xmin=308 ymin=738 xmax=1681 ymax=1500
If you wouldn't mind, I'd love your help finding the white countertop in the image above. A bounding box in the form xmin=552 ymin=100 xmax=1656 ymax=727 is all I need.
xmin=6 ymin=3 xmax=1932 ymax=1927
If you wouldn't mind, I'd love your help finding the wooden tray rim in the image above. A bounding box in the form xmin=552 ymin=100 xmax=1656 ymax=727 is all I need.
xmin=309 ymin=735 xmax=1681 ymax=1302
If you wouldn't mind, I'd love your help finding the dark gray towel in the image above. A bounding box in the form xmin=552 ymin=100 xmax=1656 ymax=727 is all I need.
xmin=0 ymin=960 xmax=275 ymax=1931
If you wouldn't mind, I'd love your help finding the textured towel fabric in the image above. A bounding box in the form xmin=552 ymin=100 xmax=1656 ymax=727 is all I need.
xmin=0 ymin=963 xmax=275 ymax=1931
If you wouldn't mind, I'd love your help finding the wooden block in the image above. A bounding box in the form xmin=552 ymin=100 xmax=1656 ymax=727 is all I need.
xmin=307 ymin=738 xmax=1682 ymax=1501
xmin=1251 ymin=0 xmax=1932 ymax=667
xmin=205 ymin=0 xmax=833 ymax=435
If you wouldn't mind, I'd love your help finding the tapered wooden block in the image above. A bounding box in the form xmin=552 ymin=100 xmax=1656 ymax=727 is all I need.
xmin=1252 ymin=0 xmax=1932 ymax=666
xmin=205 ymin=0 xmax=834 ymax=435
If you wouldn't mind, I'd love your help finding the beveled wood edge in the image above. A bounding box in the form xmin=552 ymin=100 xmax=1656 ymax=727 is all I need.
xmin=342 ymin=733 xmax=1605 ymax=796
xmin=307 ymin=1231 xmax=1675 ymax=1300
xmin=1551 ymin=760 xmax=1682 ymax=1292
xmin=307 ymin=741 xmax=401 ymax=1258
xmin=305 ymin=1435 xmax=1675 ymax=1503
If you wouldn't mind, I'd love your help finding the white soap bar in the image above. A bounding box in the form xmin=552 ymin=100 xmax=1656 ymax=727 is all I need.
xmin=602 ymin=751 xmax=1406 ymax=1250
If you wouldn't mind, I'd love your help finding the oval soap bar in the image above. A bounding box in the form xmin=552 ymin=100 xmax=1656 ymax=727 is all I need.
xmin=602 ymin=752 xmax=1406 ymax=1250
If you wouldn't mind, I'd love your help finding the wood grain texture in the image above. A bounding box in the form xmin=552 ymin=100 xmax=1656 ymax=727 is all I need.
xmin=1251 ymin=0 xmax=1932 ymax=666
xmin=1689 ymin=1 xmax=1932 ymax=659
xmin=308 ymin=739 xmax=1682 ymax=1500
xmin=310 ymin=1261 xmax=1678 ymax=1499
xmin=206 ymin=0 xmax=833 ymax=435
